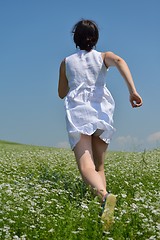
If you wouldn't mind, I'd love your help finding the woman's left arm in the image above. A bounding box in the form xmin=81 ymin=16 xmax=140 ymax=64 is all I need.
xmin=104 ymin=52 xmax=143 ymax=108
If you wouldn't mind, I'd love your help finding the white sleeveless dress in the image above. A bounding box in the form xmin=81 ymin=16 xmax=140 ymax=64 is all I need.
xmin=64 ymin=49 xmax=116 ymax=149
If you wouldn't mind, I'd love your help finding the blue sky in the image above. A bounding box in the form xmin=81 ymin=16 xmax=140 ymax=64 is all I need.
xmin=0 ymin=0 xmax=160 ymax=151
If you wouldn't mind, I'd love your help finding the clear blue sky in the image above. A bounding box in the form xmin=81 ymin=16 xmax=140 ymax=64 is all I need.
xmin=0 ymin=0 xmax=160 ymax=151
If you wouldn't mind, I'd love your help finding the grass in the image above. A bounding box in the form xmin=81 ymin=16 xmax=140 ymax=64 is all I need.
xmin=0 ymin=141 xmax=159 ymax=240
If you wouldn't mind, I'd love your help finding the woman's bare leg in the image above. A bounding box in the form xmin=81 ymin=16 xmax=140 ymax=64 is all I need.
xmin=73 ymin=134 xmax=107 ymax=199
xmin=92 ymin=135 xmax=108 ymax=192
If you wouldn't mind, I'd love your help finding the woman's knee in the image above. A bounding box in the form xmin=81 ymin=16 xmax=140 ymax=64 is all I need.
xmin=95 ymin=163 xmax=104 ymax=172
xmin=77 ymin=151 xmax=96 ymax=174
xmin=92 ymin=136 xmax=107 ymax=171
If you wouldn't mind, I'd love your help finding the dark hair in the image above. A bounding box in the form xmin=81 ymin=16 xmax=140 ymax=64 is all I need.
xmin=72 ymin=19 xmax=99 ymax=52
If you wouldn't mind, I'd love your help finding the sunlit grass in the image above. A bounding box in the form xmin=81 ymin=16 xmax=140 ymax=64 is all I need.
xmin=0 ymin=142 xmax=159 ymax=239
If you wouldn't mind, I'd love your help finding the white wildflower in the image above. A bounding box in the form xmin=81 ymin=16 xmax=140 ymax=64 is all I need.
xmin=30 ymin=225 xmax=36 ymax=228
xmin=48 ymin=228 xmax=54 ymax=233
xmin=148 ymin=236 xmax=156 ymax=240
xmin=131 ymin=203 xmax=138 ymax=210
xmin=71 ymin=231 xmax=79 ymax=234
xmin=81 ymin=202 xmax=88 ymax=209
xmin=156 ymin=223 xmax=160 ymax=231
xmin=121 ymin=209 xmax=127 ymax=215
xmin=13 ymin=236 xmax=20 ymax=240
xmin=121 ymin=193 xmax=127 ymax=198
xmin=77 ymin=227 xmax=84 ymax=231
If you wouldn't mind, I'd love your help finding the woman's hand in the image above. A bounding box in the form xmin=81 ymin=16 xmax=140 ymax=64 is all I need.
xmin=130 ymin=92 xmax=143 ymax=108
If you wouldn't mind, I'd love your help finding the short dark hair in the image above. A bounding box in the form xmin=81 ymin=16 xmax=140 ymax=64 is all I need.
xmin=72 ymin=19 xmax=99 ymax=52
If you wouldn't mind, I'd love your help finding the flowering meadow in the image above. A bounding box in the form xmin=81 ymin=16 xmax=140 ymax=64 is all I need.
xmin=0 ymin=140 xmax=159 ymax=240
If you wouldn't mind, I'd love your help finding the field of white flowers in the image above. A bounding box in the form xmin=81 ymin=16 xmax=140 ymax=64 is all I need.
xmin=0 ymin=141 xmax=159 ymax=240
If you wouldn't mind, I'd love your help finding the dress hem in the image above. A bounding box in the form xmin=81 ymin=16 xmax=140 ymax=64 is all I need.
xmin=68 ymin=126 xmax=115 ymax=150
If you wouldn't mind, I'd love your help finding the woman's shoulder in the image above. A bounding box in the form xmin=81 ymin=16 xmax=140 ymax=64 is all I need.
xmin=92 ymin=49 xmax=110 ymax=59
xmin=99 ymin=51 xmax=116 ymax=61
xmin=65 ymin=51 xmax=78 ymax=62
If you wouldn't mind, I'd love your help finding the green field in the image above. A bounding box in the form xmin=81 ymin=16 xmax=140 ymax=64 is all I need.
xmin=0 ymin=141 xmax=159 ymax=240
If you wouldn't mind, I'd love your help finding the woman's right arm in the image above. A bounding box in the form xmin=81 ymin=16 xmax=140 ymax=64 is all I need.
xmin=58 ymin=60 xmax=69 ymax=99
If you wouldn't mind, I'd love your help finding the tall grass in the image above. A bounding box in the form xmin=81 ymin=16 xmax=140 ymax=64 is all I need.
xmin=0 ymin=142 xmax=159 ymax=239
